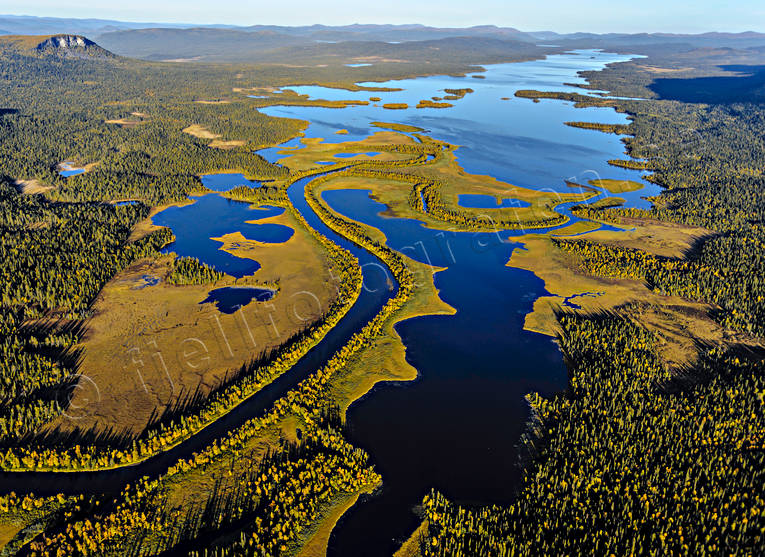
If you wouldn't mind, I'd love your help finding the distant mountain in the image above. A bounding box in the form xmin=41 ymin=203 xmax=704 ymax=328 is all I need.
xmin=0 ymin=33 xmax=114 ymax=58
xmin=95 ymin=28 xmax=548 ymax=64
xmin=264 ymin=36 xmax=548 ymax=66
xmin=3 ymin=15 xmax=765 ymax=62
xmin=235 ymin=23 xmax=533 ymax=43
xmin=96 ymin=28 xmax=318 ymax=61
xmin=548 ymin=31 xmax=765 ymax=50
xmin=0 ymin=16 xmax=539 ymax=45
xmin=0 ymin=14 xmax=204 ymax=36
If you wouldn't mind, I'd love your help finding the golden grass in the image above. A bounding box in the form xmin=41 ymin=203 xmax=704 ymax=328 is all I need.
xmin=105 ymin=118 xmax=145 ymax=127
xmin=383 ymin=103 xmax=409 ymax=110
xmin=550 ymin=220 xmax=602 ymax=236
xmin=182 ymin=124 xmax=220 ymax=140
xmin=272 ymin=133 xmax=416 ymax=172
xmin=209 ymin=139 xmax=246 ymax=149
xmin=581 ymin=216 xmax=713 ymax=258
xmin=0 ymin=521 xmax=26 ymax=551
xmin=14 ymin=178 xmax=53 ymax=195
xmin=416 ymin=100 xmax=453 ymax=109
xmin=638 ymin=65 xmax=694 ymax=73
xmin=371 ymin=122 xmax=424 ymax=133
xmin=588 ymin=178 xmax=644 ymax=194
xmin=295 ymin=490 xmax=376 ymax=557
xmin=507 ymin=221 xmax=727 ymax=369
xmin=310 ymin=177 xmax=455 ymax=413
xmin=45 ymin=206 xmax=340 ymax=436
xmin=183 ymin=125 xmax=246 ymax=149
xmin=394 ymin=521 xmax=427 ymax=557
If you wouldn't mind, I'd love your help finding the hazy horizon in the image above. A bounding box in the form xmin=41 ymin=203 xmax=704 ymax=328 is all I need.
xmin=2 ymin=1 xmax=764 ymax=35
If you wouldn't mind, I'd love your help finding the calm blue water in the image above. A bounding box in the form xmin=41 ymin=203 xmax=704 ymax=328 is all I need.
xmin=201 ymin=172 xmax=263 ymax=192
xmin=147 ymin=51 xmax=658 ymax=555
xmin=260 ymin=50 xmax=659 ymax=209
xmin=458 ymin=193 xmax=532 ymax=209
xmin=257 ymin=136 xmax=304 ymax=166
xmin=252 ymin=50 xmax=659 ymax=556
xmin=152 ymin=195 xmax=294 ymax=278
xmin=323 ymin=188 xmax=568 ymax=556
xmin=58 ymin=162 xmax=86 ymax=177
xmin=201 ymin=286 xmax=275 ymax=314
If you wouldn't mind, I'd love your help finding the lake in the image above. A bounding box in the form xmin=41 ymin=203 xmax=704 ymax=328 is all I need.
xmin=253 ymin=49 xmax=659 ymax=555
xmin=152 ymin=195 xmax=293 ymax=278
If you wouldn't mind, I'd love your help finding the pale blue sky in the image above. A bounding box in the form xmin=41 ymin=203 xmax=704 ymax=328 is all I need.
xmin=3 ymin=0 xmax=764 ymax=33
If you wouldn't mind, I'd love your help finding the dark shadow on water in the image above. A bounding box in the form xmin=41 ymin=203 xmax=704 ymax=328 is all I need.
xmin=200 ymin=286 xmax=275 ymax=314
xmin=650 ymin=65 xmax=765 ymax=104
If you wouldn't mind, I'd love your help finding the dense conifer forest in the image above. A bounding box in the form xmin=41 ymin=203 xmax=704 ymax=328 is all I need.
xmin=409 ymin=50 xmax=765 ymax=556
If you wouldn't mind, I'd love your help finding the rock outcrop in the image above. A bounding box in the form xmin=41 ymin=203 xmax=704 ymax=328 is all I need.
xmin=34 ymin=34 xmax=113 ymax=58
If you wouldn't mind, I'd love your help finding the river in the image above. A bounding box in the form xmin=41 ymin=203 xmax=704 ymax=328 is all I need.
xmin=255 ymin=49 xmax=659 ymax=556
xmin=0 ymin=49 xmax=656 ymax=557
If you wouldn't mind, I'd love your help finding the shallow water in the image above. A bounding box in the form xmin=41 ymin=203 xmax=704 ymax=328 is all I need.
xmin=458 ymin=193 xmax=532 ymax=209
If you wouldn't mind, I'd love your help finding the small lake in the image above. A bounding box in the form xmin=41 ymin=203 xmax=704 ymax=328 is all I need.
xmin=152 ymin=195 xmax=293 ymax=278
xmin=200 ymin=286 xmax=275 ymax=313
xmin=58 ymin=161 xmax=86 ymax=177
xmin=458 ymin=193 xmax=532 ymax=209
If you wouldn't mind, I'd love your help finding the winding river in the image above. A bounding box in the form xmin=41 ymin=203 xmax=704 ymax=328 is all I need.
xmin=256 ymin=49 xmax=661 ymax=555
xmin=0 ymin=49 xmax=659 ymax=557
